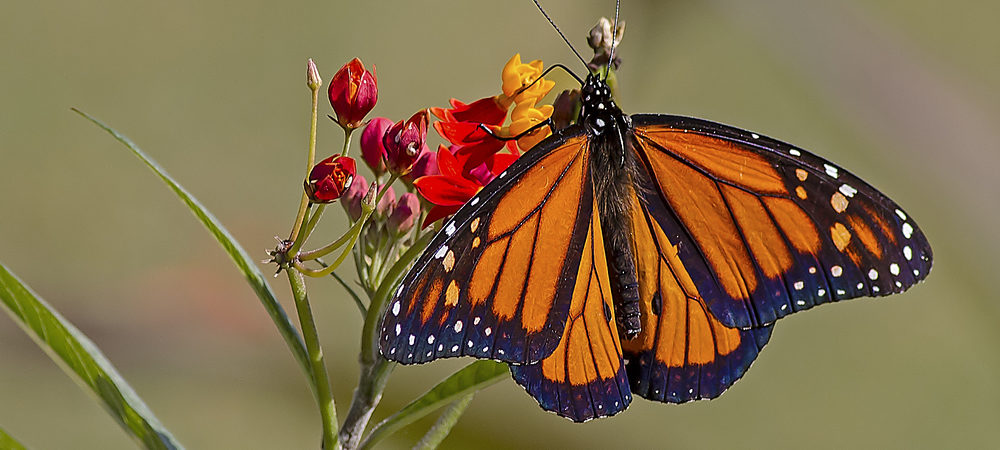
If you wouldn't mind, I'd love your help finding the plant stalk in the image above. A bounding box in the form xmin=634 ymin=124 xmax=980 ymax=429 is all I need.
xmin=287 ymin=269 xmax=338 ymax=449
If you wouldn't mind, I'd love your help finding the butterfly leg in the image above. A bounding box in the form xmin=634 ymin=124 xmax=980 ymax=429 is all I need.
xmin=476 ymin=119 xmax=553 ymax=142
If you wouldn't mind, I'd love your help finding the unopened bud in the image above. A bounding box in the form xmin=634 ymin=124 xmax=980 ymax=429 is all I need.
xmin=306 ymin=58 xmax=322 ymax=90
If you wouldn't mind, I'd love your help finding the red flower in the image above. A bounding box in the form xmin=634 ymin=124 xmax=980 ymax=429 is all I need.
xmin=414 ymin=145 xmax=518 ymax=227
xmin=328 ymin=58 xmax=378 ymax=130
xmin=431 ymin=97 xmax=508 ymax=173
xmin=383 ymin=110 xmax=429 ymax=176
xmin=402 ymin=149 xmax=439 ymax=185
xmin=304 ymin=155 xmax=357 ymax=203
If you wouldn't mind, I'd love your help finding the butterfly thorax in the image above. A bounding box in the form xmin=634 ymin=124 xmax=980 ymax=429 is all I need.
xmin=580 ymin=74 xmax=643 ymax=340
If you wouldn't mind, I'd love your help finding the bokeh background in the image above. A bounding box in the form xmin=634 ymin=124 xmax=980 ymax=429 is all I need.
xmin=2 ymin=0 xmax=997 ymax=448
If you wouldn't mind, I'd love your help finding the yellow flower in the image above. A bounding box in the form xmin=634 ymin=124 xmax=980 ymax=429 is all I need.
xmin=507 ymin=99 xmax=553 ymax=151
xmin=500 ymin=54 xmax=555 ymax=107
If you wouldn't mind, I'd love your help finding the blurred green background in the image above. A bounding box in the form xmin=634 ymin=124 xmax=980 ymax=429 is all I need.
xmin=2 ymin=0 xmax=997 ymax=448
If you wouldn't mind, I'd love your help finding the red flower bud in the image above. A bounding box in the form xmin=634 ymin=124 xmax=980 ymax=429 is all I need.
xmin=388 ymin=192 xmax=421 ymax=235
xmin=340 ymin=174 xmax=369 ymax=221
xmin=376 ymin=184 xmax=396 ymax=217
xmin=360 ymin=117 xmax=393 ymax=176
xmin=304 ymin=155 xmax=356 ymax=203
xmin=328 ymin=58 xmax=378 ymax=130
xmin=383 ymin=110 xmax=429 ymax=175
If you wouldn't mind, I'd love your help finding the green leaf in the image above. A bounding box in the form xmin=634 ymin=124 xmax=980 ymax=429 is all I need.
xmin=358 ymin=361 xmax=508 ymax=450
xmin=413 ymin=393 xmax=474 ymax=450
xmin=72 ymin=109 xmax=313 ymax=388
xmin=0 ymin=425 xmax=27 ymax=450
xmin=0 ymin=263 xmax=182 ymax=450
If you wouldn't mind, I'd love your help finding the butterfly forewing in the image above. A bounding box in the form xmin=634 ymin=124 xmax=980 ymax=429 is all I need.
xmin=630 ymin=114 xmax=933 ymax=329
xmin=380 ymin=129 xmax=596 ymax=365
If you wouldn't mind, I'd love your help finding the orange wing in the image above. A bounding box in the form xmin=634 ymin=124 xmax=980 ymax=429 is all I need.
xmin=629 ymin=114 xmax=932 ymax=329
xmin=380 ymin=131 xmax=594 ymax=365
xmin=622 ymin=193 xmax=772 ymax=403
xmin=510 ymin=198 xmax=632 ymax=422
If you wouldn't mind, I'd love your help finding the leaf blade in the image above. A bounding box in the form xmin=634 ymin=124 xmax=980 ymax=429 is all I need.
xmin=72 ymin=108 xmax=313 ymax=387
xmin=359 ymin=360 xmax=508 ymax=450
xmin=0 ymin=263 xmax=182 ymax=450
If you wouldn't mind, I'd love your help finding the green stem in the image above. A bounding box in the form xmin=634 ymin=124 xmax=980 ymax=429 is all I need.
xmin=289 ymin=203 xmax=326 ymax=257
xmin=413 ymin=393 xmax=475 ymax=450
xmin=286 ymin=269 xmax=337 ymax=449
xmin=337 ymin=359 xmax=394 ymax=450
xmin=361 ymin=233 xmax=432 ymax=364
xmin=288 ymin=81 xmax=322 ymax=242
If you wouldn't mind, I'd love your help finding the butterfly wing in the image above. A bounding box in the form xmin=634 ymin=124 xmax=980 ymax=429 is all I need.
xmin=622 ymin=192 xmax=772 ymax=403
xmin=510 ymin=195 xmax=632 ymax=422
xmin=380 ymin=127 xmax=594 ymax=365
xmin=629 ymin=114 xmax=933 ymax=329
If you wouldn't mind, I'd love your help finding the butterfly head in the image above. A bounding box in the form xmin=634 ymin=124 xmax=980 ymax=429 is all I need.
xmin=579 ymin=73 xmax=625 ymax=137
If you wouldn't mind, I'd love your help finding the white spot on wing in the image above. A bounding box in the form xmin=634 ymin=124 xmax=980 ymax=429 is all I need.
xmin=818 ymin=289 xmax=826 ymax=297
xmin=796 ymin=300 xmax=806 ymax=306
xmin=789 ymin=149 xmax=802 ymax=156
xmin=395 ymin=324 xmax=401 ymax=335
xmin=454 ymin=320 xmax=463 ymax=333
xmin=751 ymin=133 xmax=760 ymax=139
xmin=408 ymin=334 xmax=415 ymax=345
xmin=451 ymin=344 xmax=459 ymax=352
xmin=831 ymin=266 xmax=843 ymax=277
xmin=837 ymin=289 xmax=846 ymax=295
xmin=485 ymin=327 xmax=492 ymax=336
xmin=470 ymin=197 xmax=480 ymax=206
xmin=868 ymin=269 xmax=879 ymax=280
xmin=794 ymin=281 xmax=805 ymax=290
xmin=427 ymin=335 xmax=435 ymax=344
xmin=391 ymin=301 xmax=400 ymax=316
xmin=824 ymin=164 xmax=840 ymax=178
xmin=890 ymin=263 xmax=900 ymax=276
xmin=473 ymin=316 xmax=480 ymax=325
xmin=839 ymin=184 xmax=858 ymax=198
xmin=902 ymin=223 xmax=914 ymax=239
xmin=434 ymin=245 xmax=448 ymax=259
xmin=903 ymin=246 xmax=912 ymax=260
xmin=499 ymin=171 xmax=507 ymax=179
xmin=445 ymin=222 xmax=456 ymax=236
xmin=895 ymin=209 xmax=907 ymax=220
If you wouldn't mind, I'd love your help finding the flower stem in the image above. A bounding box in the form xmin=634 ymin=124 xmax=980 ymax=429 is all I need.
xmin=288 ymin=79 xmax=322 ymax=243
xmin=287 ymin=269 xmax=338 ymax=449
xmin=338 ymin=359 xmax=394 ymax=450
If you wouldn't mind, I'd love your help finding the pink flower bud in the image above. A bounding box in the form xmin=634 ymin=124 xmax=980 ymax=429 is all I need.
xmin=328 ymin=58 xmax=378 ymax=130
xmin=388 ymin=192 xmax=421 ymax=235
xmin=304 ymin=155 xmax=356 ymax=203
xmin=376 ymin=184 xmax=396 ymax=217
xmin=360 ymin=117 xmax=393 ymax=176
xmin=383 ymin=110 xmax=429 ymax=176
xmin=340 ymin=174 xmax=369 ymax=221
xmin=306 ymin=58 xmax=322 ymax=90
xmin=401 ymin=144 xmax=437 ymax=184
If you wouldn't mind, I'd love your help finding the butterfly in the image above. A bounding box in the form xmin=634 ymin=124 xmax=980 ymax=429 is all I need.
xmin=377 ymin=8 xmax=932 ymax=423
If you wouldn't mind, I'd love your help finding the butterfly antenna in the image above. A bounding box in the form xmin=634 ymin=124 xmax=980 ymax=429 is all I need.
xmin=532 ymin=0 xmax=589 ymax=74
xmin=604 ymin=0 xmax=620 ymax=80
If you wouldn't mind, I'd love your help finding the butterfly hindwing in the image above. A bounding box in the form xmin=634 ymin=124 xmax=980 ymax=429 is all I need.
xmin=622 ymin=192 xmax=772 ymax=402
xmin=380 ymin=129 xmax=595 ymax=365
xmin=630 ymin=114 xmax=933 ymax=329
xmin=511 ymin=194 xmax=632 ymax=422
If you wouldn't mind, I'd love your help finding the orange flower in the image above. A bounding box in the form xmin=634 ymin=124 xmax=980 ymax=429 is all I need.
xmin=506 ymin=99 xmax=553 ymax=151
xmin=500 ymin=54 xmax=555 ymax=107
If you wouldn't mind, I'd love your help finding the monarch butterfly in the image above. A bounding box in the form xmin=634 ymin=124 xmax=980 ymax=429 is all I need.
xmin=378 ymin=2 xmax=932 ymax=422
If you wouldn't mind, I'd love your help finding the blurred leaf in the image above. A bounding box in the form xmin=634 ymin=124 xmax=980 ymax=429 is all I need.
xmin=0 ymin=425 xmax=27 ymax=450
xmin=0 ymin=262 xmax=182 ymax=450
xmin=72 ymin=108 xmax=313 ymax=388
xmin=359 ymin=361 xmax=508 ymax=450
xmin=413 ymin=393 xmax=475 ymax=450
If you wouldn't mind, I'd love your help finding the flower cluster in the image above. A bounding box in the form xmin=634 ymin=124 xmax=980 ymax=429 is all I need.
xmin=414 ymin=54 xmax=557 ymax=227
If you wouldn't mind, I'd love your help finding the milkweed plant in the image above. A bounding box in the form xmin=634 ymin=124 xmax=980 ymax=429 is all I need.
xmin=0 ymin=18 xmax=624 ymax=450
